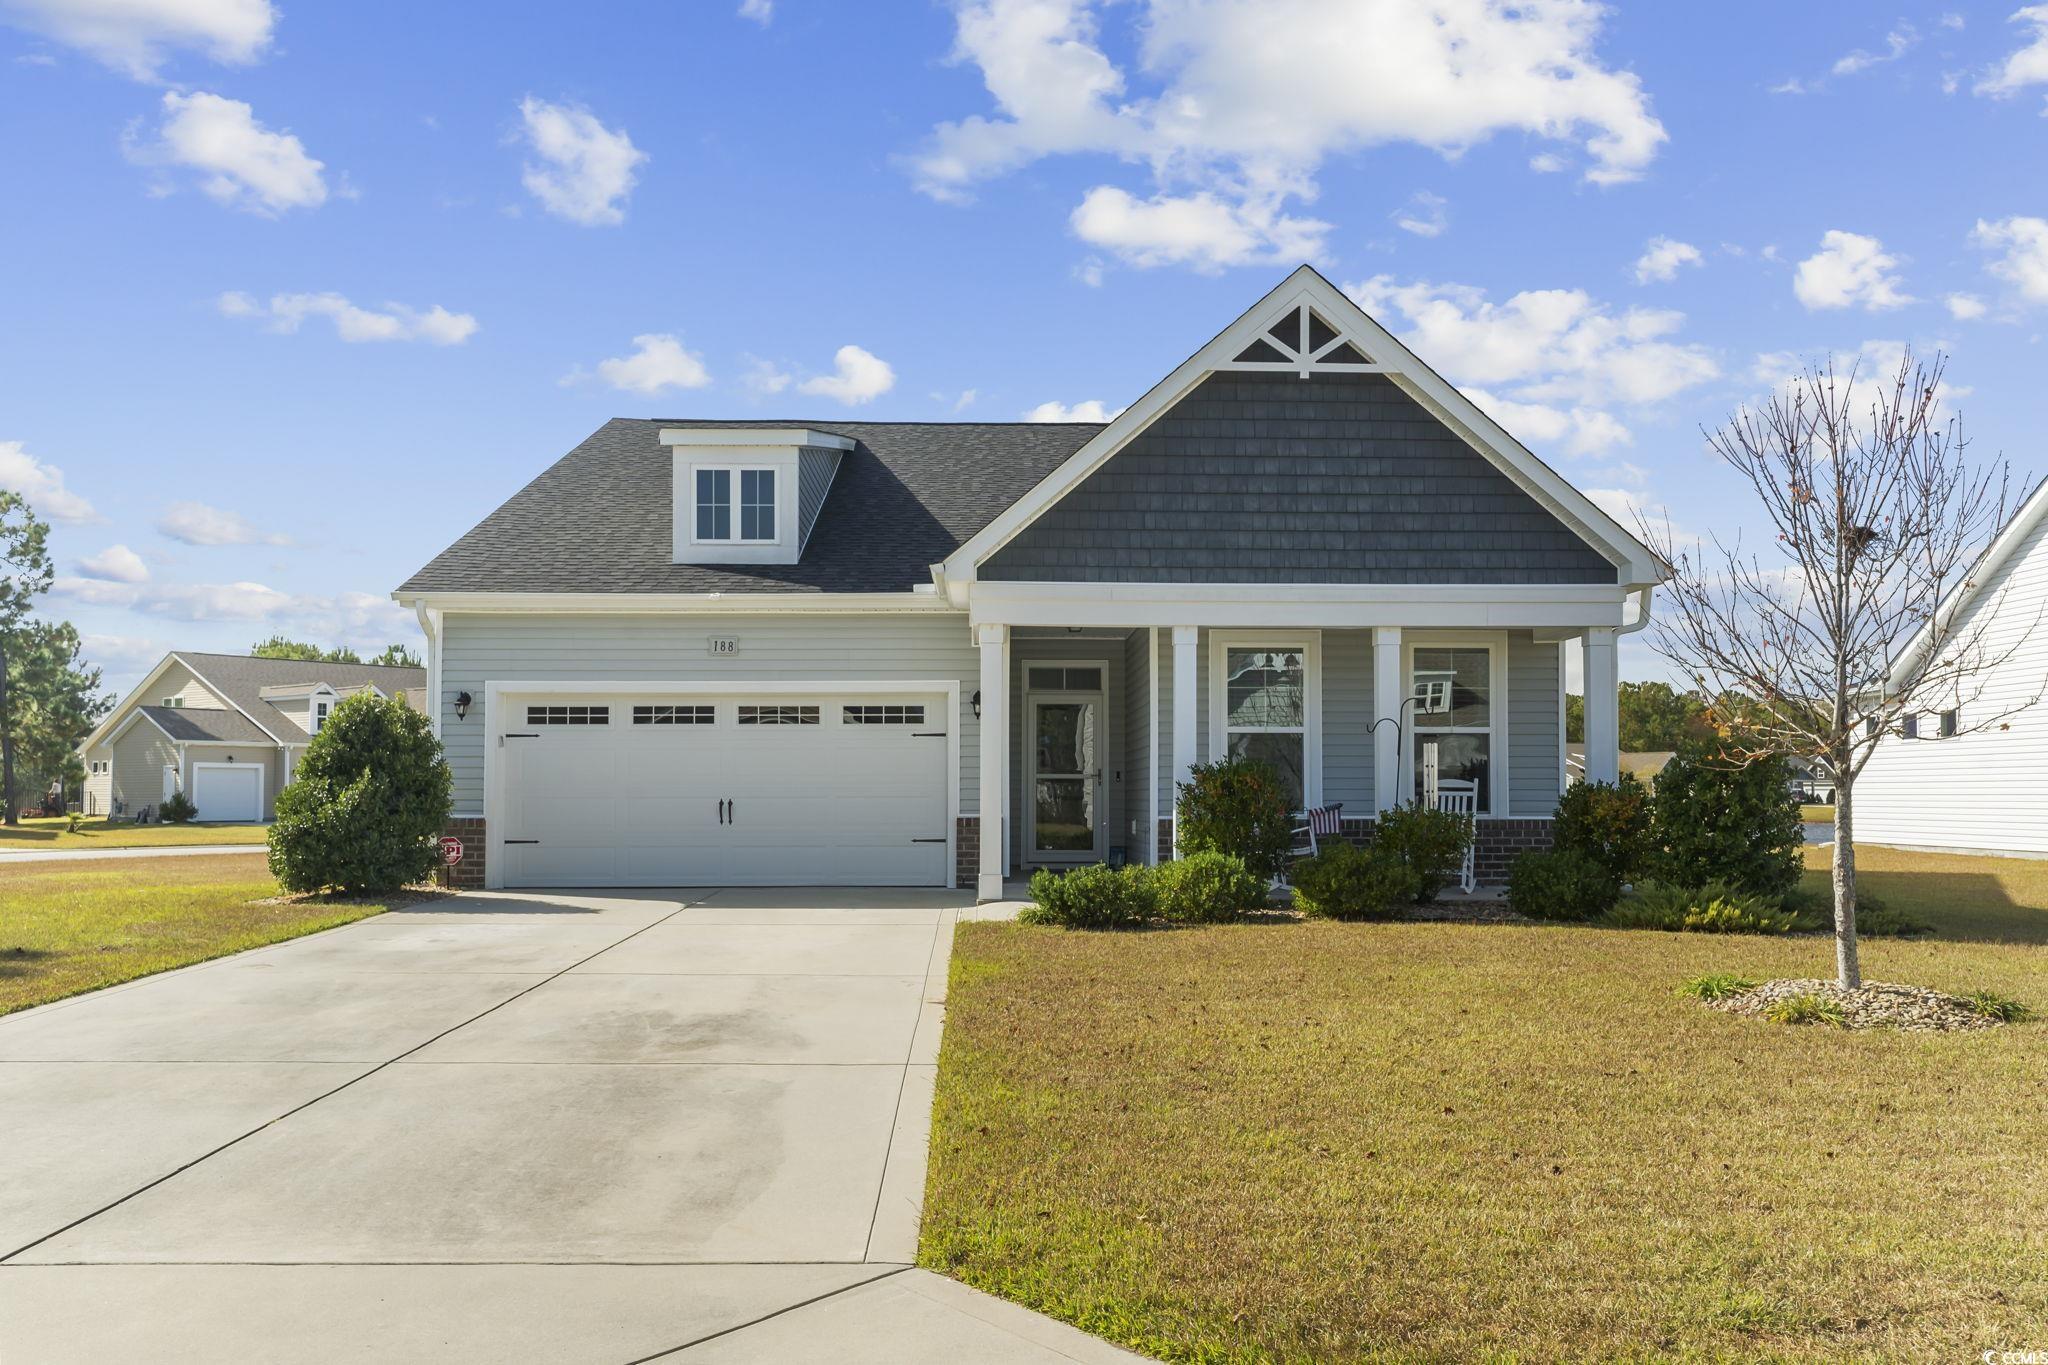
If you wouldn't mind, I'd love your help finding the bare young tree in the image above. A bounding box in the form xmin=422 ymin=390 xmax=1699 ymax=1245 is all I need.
xmin=1643 ymin=348 xmax=2034 ymax=989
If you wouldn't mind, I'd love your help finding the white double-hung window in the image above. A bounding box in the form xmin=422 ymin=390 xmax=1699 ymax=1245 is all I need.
xmin=1410 ymin=643 xmax=1496 ymax=814
xmin=1211 ymin=633 xmax=1321 ymax=812
xmin=694 ymin=467 xmax=776 ymax=544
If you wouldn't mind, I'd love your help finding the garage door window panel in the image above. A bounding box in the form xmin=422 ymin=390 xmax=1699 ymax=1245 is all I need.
xmin=739 ymin=705 xmax=819 ymax=725
xmin=527 ymin=705 xmax=609 ymax=726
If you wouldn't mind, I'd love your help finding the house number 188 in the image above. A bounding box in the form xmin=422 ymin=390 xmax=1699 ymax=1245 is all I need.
xmin=707 ymin=636 xmax=740 ymax=655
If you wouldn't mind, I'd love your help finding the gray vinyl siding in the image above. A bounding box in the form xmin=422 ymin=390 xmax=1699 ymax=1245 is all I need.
xmin=796 ymin=447 xmax=842 ymax=550
xmin=1124 ymin=629 xmax=1152 ymax=858
xmin=1323 ymin=629 xmax=1373 ymax=812
xmin=982 ymin=371 xmax=1618 ymax=585
xmin=1507 ymin=633 xmax=1562 ymax=818
xmin=438 ymin=611 xmax=980 ymax=814
xmin=1008 ymin=638 xmax=1123 ymax=865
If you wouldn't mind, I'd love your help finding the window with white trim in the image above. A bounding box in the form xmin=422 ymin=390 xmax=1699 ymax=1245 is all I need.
xmin=312 ymin=699 xmax=331 ymax=733
xmin=1222 ymin=645 xmax=1308 ymax=809
xmin=694 ymin=467 xmax=776 ymax=543
xmin=1939 ymin=708 xmax=1959 ymax=738
xmin=1412 ymin=646 xmax=1493 ymax=813
xmin=161 ymin=696 xmax=186 ymax=708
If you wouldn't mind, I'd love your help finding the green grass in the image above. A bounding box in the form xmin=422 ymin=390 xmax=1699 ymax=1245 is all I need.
xmin=1761 ymin=991 xmax=1847 ymax=1027
xmin=0 ymin=853 xmax=386 ymax=1015
xmin=1799 ymin=804 xmax=1835 ymax=822
xmin=0 ymin=816 xmax=270 ymax=850
xmin=923 ymin=842 xmax=2048 ymax=1361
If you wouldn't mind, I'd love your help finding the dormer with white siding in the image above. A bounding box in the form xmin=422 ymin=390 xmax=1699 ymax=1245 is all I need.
xmin=661 ymin=429 xmax=853 ymax=566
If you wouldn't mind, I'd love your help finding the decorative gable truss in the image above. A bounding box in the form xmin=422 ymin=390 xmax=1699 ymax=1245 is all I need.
xmin=1224 ymin=300 xmax=1380 ymax=376
xmin=936 ymin=265 xmax=1665 ymax=599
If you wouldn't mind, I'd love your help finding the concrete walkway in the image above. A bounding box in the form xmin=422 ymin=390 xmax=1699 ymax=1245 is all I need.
xmin=0 ymin=887 xmax=1139 ymax=1363
xmin=0 ymin=843 xmax=267 ymax=861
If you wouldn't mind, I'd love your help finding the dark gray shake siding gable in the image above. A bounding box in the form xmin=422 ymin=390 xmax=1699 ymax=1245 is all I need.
xmin=796 ymin=446 xmax=841 ymax=548
xmin=980 ymin=371 xmax=1619 ymax=584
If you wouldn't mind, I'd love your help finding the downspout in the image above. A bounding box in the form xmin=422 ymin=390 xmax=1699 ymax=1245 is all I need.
xmin=414 ymin=603 xmax=443 ymax=741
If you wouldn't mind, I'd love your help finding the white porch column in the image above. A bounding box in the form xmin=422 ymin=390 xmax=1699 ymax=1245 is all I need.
xmin=1372 ymin=626 xmax=1403 ymax=813
xmin=1170 ymin=625 xmax=1198 ymax=857
xmin=1581 ymin=627 xmax=1620 ymax=786
xmin=976 ymin=622 xmax=1009 ymax=901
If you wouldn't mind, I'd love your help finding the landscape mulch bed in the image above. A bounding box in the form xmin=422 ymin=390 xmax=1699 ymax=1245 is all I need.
xmin=1709 ymin=977 xmax=2013 ymax=1032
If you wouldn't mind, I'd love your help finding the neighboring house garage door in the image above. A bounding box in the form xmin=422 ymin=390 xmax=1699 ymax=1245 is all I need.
xmin=497 ymin=693 xmax=952 ymax=888
xmin=190 ymin=764 xmax=263 ymax=823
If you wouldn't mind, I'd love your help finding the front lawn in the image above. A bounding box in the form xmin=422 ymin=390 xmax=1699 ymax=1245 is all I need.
xmin=0 ymin=816 xmax=270 ymax=850
xmin=0 ymin=854 xmax=388 ymax=1015
xmin=923 ymin=845 xmax=2048 ymax=1361
xmin=1799 ymin=803 xmax=1835 ymax=822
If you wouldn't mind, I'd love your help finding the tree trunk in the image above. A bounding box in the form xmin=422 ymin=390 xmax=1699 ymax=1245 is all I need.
xmin=0 ymin=632 xmax=14 ymax=827
xmin=1831 ymin=776 xmax=1860 ymax=990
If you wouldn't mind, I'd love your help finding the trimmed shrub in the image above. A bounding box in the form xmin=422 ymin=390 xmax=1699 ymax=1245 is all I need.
xmin=1152 ymin=851 xmax=1265 ymax=924
xmin=1372 ymin=802 xmax=1471 ymax=901
xmin=268 ymin=692 xmax=454 ymax=895
xmin=158 ymin=790 xmax=197 ymax=824
xmin=1174 ymin=756 xmax=1296 ymax=881
xmin=1021 ymin=863 xmax=1154 ymax=928
xmin=1650 ymin=744 xmax=1802 ymax=898
xmin=1553 ymin=775 xmax=1653 ymax=880
xmin=1290 ymin=840 xmax=1420 ymax=921
xmin=1507 ymin=849 xmax=1620 ymax=922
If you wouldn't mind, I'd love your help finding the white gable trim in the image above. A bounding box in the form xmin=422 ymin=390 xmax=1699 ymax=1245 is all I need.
xmin=79 ymin=653 xmax=189 ymax=755
xmin=935 ymin=265 xmax=1663 ymax=594
xmin=1883 ymin=474 xmax=2048 ymax=692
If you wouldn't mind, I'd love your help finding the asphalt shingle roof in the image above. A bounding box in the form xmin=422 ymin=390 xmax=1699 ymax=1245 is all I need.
xmin=138 ymin=705 xmax=276 ymax=745
xmin=174 ymin=652 xmax=427 ymax=743
xmin=395 ymin=418 xmax=1104 ymax=595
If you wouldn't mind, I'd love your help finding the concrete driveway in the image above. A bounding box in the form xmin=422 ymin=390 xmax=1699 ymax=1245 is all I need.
xmin=0 ymin=887 xmax=1135 ymax=1363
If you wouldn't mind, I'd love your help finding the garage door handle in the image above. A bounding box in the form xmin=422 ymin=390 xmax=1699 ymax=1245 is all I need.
xmin=729 ymin=800 xmax=737 ymax=824
xmin=717 ymin=799 xmax=727 ymax=825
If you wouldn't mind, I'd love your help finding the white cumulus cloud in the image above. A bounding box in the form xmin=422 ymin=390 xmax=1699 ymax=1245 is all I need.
xmin=1945 ymin=291 xmax=1988 ymax=320
xmin=78 ymin=544 xmax=149 ymax=583
xmin=1793 ymin=230 xmax=1911 ymax=311
xmin=517 ymin=97 xmax=646 ymax=226
xmin=0 ymin=0 xmax=274 ymax=80
xmin=912 ymin=0 xmax=1666 ymax=271
xmin=586 ymin=334 xmax=712 ymax=396
xmin=798 ymin=345 xmax=895 ymax=406
xmin=129 ymin=91 xmax=326 ymax=214
xmin=156 ymin=499 xmax=287 ymax=547
xmin=1025 ymin=399 xmax=1123 ymax=422
xmin=1393 ymin=191 xmax=1448 ymax=238
xmin=0 ymin=441 xmax=100 ymax=523
xmin=1976 ymin=5 xmax=2048 ymax=104
xmin=1633 ymin=236 xmax=1702 ymax=284
xmin=217 ymin=291 xmax=477 ymax=344
xmin=1972 ymin=215 xmax=2048 ymax=305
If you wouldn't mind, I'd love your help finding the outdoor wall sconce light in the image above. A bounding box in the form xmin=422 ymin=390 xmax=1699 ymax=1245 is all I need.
xmin=971 ymin=690 xmax=981 ymax=719
xmin=454 ymin=691 xmax=472 ymax=720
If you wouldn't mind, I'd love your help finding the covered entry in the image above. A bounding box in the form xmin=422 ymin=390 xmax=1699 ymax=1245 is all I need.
xmin=491 ymin=688 xmax=955 ymax=888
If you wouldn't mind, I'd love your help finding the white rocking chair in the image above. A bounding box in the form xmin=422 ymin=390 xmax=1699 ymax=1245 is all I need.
xmin=1433 ymin=778 xmax=1479 ymax=894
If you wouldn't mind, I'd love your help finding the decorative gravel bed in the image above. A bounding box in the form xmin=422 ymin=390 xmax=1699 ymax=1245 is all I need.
xmin=1710 ymin=978 xmax=2014 ymax=1032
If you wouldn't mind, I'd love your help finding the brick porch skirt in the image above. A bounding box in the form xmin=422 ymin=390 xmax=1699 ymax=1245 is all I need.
xmin=438 ymin=817 xmax=486 ymax=890
xmin=1153 ymin=816 xmax=1552 ymax=885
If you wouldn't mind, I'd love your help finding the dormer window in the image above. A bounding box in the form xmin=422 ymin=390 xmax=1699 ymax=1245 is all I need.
xmin=312 ymin=699 xmax=331 ymax=732
xmin=694 ymin=467 xmax=777 ymax=544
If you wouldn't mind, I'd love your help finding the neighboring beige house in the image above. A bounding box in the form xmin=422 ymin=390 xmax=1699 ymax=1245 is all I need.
xmin=78 ymin=652 xmax=426 ymax=821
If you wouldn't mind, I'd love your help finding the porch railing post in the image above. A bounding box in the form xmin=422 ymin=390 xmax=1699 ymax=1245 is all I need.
xmin=1170 ymin=626 xmax=1198 ymax=858
xmin=1582 ymin=627 xmax=1620 ymax=785
xmin=976 ymin=622 xmax=1009 ymax=901
xmin=1373 ymin=626 xmax=1402 ymax=813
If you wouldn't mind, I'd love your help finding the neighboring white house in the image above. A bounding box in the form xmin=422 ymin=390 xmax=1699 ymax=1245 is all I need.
xmin=1857 ymin=478 xmax=2048 ymax=855
xmin=78 ymin=653 xmax=427 ymax=822
xmin=393 ymin=266 xmax=1661 ymax=897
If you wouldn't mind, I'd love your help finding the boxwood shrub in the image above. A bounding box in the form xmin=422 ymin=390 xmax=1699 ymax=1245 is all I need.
xmin=1506 ymin=849 xmax=1620 ymax=922
xmin=1152 ymin=851 xmax=1266 ymax=924
xmin=1371 ymin=802 xmax=1471 ymax=901
xmin=1553 ymin=774 xmax=1652 ymax=880
xmin=1291 ymin=840 xmax=1420 ymax=921
xmin=1021 ymin=863 xmax=1155 ymax=928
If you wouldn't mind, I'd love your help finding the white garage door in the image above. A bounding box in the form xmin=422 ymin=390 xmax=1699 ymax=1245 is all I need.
xmin=498 ymin=693 xmax=952 ymax=888
xmin=190 ymin=765 xmax=262 ymax=823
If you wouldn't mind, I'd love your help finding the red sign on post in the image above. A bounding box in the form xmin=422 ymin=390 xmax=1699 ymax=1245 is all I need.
xmin=438 ymin=836 xmax=464 ymax=866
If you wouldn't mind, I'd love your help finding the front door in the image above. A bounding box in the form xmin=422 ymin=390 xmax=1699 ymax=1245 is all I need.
xmin=1027 ymin=684 xmax=1104 ymax=863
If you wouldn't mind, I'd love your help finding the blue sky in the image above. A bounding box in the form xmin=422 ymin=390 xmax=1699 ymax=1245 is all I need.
xmin=3 ymin=0 xmax=2046 ymax=695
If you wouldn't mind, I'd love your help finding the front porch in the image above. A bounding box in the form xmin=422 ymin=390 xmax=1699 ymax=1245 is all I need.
xmin=968 ymin=615 xmax=1624 ymax=900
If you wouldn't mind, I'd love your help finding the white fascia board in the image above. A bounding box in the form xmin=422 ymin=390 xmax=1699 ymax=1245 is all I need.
xmin=966 ymin=582 xmax=1630 ymax=630
xmin=1883 ymin=474 xmax=2048 ymax=692
xmin=659 ymin=429 xmax=856 ymax=451
xmin=390 ymin=590 xmax=961 ymax=615
xmin=938 ymin=264 xmax=1664 ymax=590
xmin=78 ymin=652 xmax=183 ymax=753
